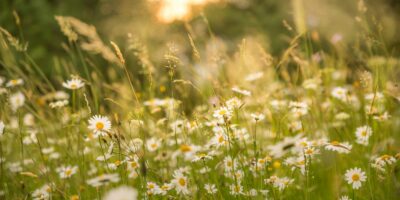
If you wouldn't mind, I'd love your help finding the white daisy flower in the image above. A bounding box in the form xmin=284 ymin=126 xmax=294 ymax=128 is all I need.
xmin=374 ymin=154 xmax=396 ymax=166
xmin=127 ymin=157 xmax=140 ymax=172
xmin=146 ymin=137 xmax=162 ymax=152
xmin=365 ymin=92 xmax=384 ymax=102
xmin=49 ymin=100 xmax=69 ymax=108
xmin=232 ymin=86 xmax=251 ymax=96
xmin=265 ymin=175 xmax=294 ymax=191
xmin=355 ymin=125 xmax=372 ymax=146
xmin=275 ymin=177 xmax=294 ymax=191
xmin=325 ymin=141 xmax=352 ymax=154
xmin=373 ymin=112 xmax=391 ymax=121
xmin=88 ymin=115 xmax=112 ymax=136
xmin=103 ymin=186 xmax=138 ymax=200
xmin=232 ymin=127 xmax=250 ymax=141
xmin=10 ymin=92 xmax=25 ymax=111
xmin=331 ymin=87 xmax=348 ymax=101
xmin=146 ymin=182 xmax=162 ymax=195
xmin=192 ymin=152 xmax=213 ymax=162
xmin=289 ymin=101 xmax=309 ymax=118
xmin=226 ymin=97 xmax=242 ymax=109
xmin=250 ymin=113 xmax=265 ymax=122
xmin=87 ymin=173 xmax=120 ymax=187
xmin=204 ymin=183 xmax=217 ymax=194
xmin=170 ymin=119 xmax=185 ymax=133
xmin=213 ymin=106 xmax=233 ymax=121
xmin=371 ymin=154 xmax=397 ymax=172
xmin=289 ymin=121 xmax=303 ymax=132
xmin=23 ymin=113 xmax=35 ymax=126
xmin=32 ymin=184 xmax=52 ymax=200
xmin=284 ymin=156 xmax=306 ymax=174
xmin=57 ymin=165 xmax=78 ymax=179
xmin=248 ymin=189 xmax=258 ymax=196
xmin=223 ymin=156 xmax=238 ymax=172
xmin=344 ymin=167 xmax=367 ymax=189
xmin=157 ymin=183 xmax=171 ymax=195
xmin=176 ymin=144 xmax=200 ymax=161
xmin=304 ymin=146 xmax=319 ymax=157
xmin=6 ymin=79 xmax=24 ymax=87
xmin=62 ymin=78 xmax=85 ymax=90
xmin=209 ymin=132 xmax=228 ymax=148
xmin=199 ymin=167 xmax=211 ymax=174
xmin=227 ymin=170 xmax=244 ymax=181
xmin=172 ymin=171 xmax=190 ymax=195
xmin=229 ymin=183 xmax=244 ymax=195
xmin=302 ymin=78 xmax=321 ymax=90
xmin=339 ymin=195 xmax=351 ymax=200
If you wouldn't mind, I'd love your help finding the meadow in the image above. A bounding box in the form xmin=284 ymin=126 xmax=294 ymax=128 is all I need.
xmin=0 ymin=0 xmax=400 ymax=199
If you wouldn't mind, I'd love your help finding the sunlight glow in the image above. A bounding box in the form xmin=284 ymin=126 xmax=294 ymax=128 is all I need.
xmin=155 ymin=0 xmax=218 ymax=23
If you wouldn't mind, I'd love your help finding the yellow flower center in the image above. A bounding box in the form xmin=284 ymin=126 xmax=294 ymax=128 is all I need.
xmin=283 ymin=180 xmax=290 ymax=185
xmin=161 ymin=185 xmax=169 ymax=190
xmin=70 ymin=195 xmax=79 ymax=200
xmin=305 ymin=149 xmax=314 ymax=155
xmin=96 ymin=122 xmax=104 ymax=130
xmin=130 ymin=162 xmax=138 ymax=168
xmin=178 ymin=178 xmax=186 ymax=186
xmin=180 ymin=144 xmax=192 ymax=152
xmin=159 ymin=85 xmax=166 ymax=92
xmin=65 ymin=169 xmax=72 ymax=176
xmin=380 ymin=154 xmax=390 ymax=160
xmin=218 ymin=136 xmax=225 ymax=143
xmin=70 ymin=83 xmax=77 ymax=89
xmin=273 ymin=161 xmax=281 ymax=169
xmin=331 ymin=141 xmax=340 ymax=146
xmin=352 ymin=174 xmax=360 ymax=181
xmin=361 ymin=131 xmax=367 ymax=136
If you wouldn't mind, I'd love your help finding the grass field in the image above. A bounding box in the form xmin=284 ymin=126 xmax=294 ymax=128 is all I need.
xmin=0 ymin=0 xmax=400 ymax=199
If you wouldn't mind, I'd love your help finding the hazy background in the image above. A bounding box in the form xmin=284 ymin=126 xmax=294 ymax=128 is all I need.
xmin=1 ymin=0 xmax=400 ymax=73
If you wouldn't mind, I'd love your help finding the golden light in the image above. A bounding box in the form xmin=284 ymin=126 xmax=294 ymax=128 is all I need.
xmin=154 ymin=0 xmax=218 ymax=23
